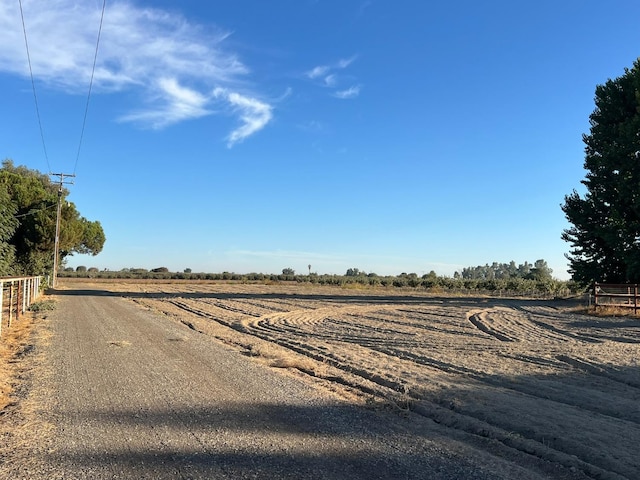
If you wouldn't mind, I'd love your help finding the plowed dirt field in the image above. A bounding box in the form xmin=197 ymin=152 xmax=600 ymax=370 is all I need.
xmin=87 ymin=280 xmax=640 ymax=479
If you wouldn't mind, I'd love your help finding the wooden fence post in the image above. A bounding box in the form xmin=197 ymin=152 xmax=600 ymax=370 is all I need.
xmin=22 ymin=279 xmax=27 ymax=314
xmin=16 ymin=280 xmax=21 ymax=321
xmin=8 ymin=282 xmax=14 ymax=329
xmin=0 ymin=281 xmax=3 ymax=337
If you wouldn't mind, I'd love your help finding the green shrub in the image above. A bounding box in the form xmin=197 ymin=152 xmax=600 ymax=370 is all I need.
xmin=29 ymin=299 xmax=56 ymax=312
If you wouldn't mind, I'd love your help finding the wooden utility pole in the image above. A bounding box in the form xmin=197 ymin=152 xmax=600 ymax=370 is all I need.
xmin=50 ymin=173 xmax=75 ymax=288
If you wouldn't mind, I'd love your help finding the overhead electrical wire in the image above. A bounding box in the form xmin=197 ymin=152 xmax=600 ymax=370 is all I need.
xmin=14 ymin=202 xmax=57 ymax=218
xmin=74 ymin=0 xmax=107 ymax=176
xmin=18 ymin=0 xmax=107 ymax=177
xmin=18 ymin=0 xmax=51 ymax=174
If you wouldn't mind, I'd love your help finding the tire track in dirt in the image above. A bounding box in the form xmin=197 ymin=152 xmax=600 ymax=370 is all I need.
xmin=556 ymin=354 xmax=640 ymax=389
xmin=466 ymin=307 xmax=582 ymax=343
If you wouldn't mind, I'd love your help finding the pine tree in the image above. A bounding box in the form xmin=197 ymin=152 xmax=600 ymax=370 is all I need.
xmin=0 ymin=183 xmax=18 ymax=275
xmin=561 ymin=59 xmax=640 ymax=285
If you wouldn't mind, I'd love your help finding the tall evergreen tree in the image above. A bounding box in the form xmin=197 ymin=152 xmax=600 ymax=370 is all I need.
xmin=0 ymin=182 xmax=18 ymax=275
xmin=562 ymin=59 xmax=640 ymax=285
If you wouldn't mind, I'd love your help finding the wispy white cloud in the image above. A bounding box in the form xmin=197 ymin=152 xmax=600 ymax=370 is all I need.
xmin=306 ymin=65 xmax=330 ymax=80
xmin=333 ymin=85 xmax=361 ymax=99
xmin=120 ymin=77 xmax=212 ymax=128
xmin=305 ymin=55 xmax=360 ymax=99
xmin=306 ymin=55 xmax=357 ymax=78
xmin=214 ymin=88 xmax=273 ymax=148
xmin=337 ymin=55 xmax=357 ymax=69
xmin=276 ymin=87 xmax=293 ymax=102
xmin=0 ymin=0 xmax=272 ymax=144
xmin=324 ymin=73 xmax=338 ymax=87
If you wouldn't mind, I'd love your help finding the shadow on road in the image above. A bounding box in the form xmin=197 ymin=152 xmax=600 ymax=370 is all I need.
xmin=49 ymin=402 xmax=480 ymax=480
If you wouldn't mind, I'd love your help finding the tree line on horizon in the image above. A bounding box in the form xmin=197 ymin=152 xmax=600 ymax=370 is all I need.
xmin=456 ymin=260 xmax=553 ymax=282
xmin=58 ymin=262 xmax=576 ymax=296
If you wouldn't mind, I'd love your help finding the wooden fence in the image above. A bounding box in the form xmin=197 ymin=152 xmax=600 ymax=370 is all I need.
xmin=594 ymin=283 xmax=640 ymax=313
xmin=0 ymin=276 xmax=43 ymax=338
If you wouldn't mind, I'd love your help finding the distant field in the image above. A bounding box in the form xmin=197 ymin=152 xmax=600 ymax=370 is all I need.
xmin=62 ymin=279 xmax=640 ymax=479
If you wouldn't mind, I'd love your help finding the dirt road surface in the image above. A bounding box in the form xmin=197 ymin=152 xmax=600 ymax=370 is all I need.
xmin=1 ymin=281 xmax=637 ymax=479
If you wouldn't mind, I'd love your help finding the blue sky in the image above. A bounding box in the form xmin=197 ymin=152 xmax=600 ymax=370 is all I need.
xmin=1 ymin=1 xmax=640 ymax=279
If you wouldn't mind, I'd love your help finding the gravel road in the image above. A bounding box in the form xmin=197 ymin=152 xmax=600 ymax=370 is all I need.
xmin=0 ymin=286 xmax=558 ymax=479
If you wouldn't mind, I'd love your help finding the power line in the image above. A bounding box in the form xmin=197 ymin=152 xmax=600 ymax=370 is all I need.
xmin=19 ymin=0 xmax=107 ymax=177
xmin=14 ymin=203 xmax=57 ymax=219
xmin=18 ymin=1 xmax=106 ymax=285
xmin=74 ymin=0 xmax=107 ymax=176
xmin=18 ymin=0 xmax=51 ymax=174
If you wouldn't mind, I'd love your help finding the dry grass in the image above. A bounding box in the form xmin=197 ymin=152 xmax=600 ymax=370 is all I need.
xmin=246 ymin=341 xmax=322 ymax=375
xmin=0 ymin=312 xmax=37 ymax=411
xmin=587 ymin=304 xmax=640 ymax=318
xmin=0 ymin=295 xmax=53 ymax=412
xmin=0 ymin=310 xmax=56 ymax=477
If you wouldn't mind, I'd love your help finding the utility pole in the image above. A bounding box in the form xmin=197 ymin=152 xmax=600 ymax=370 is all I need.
xmin=50 ymin=173 xmax=75 ymax=288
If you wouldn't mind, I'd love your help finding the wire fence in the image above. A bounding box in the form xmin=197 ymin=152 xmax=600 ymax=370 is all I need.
xmin=0 ymin=276 xmax=43 ymax=339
